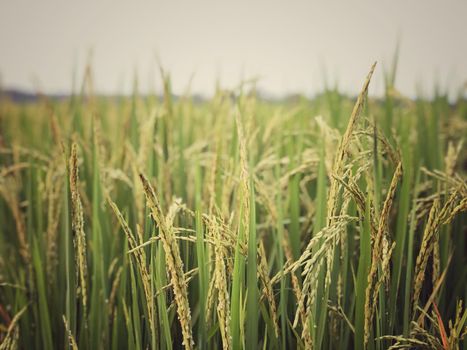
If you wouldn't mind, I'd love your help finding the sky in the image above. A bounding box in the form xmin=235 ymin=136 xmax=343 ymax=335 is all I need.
xmin=0 ymin=0 xmax=466 ymax=98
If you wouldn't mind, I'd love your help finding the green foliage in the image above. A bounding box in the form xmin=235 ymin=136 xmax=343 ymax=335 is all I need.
xmin=0 ymin=65 xmax=466 ymax=349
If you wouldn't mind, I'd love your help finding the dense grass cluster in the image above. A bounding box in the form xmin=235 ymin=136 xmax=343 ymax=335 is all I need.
xmin=0 ymin=64 xmax=466 ymax=349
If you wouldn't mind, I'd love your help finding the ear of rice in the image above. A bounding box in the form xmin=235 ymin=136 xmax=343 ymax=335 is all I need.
xmin=69 ymin=143 xmax=88 ymax=326
xmin=139 ymin=173 xmax=194 ymax=349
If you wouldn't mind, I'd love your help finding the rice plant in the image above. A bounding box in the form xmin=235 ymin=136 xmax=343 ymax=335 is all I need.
xmin=0 ymin=62 xmax=466 ymax=349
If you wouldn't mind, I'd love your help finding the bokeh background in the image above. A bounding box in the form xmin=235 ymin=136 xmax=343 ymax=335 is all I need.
xmin=1 ymin=0 xmax=466 ymax=99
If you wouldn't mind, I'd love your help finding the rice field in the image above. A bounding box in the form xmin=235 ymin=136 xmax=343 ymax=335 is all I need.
xmin=0 ymin=63 xmax=466 ymax=349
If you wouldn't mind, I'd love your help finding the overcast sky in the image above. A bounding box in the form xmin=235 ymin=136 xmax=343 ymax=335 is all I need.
xmin=1 ymin=0 xmax=466 ymax=98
